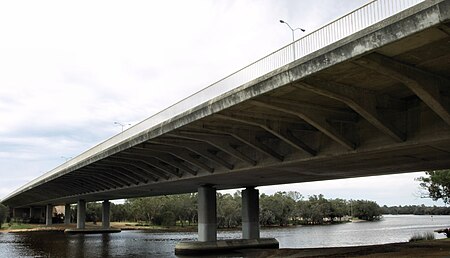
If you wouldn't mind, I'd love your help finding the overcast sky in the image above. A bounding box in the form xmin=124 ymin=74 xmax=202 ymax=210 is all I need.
xmin=0 ymin=0 xmax=443 ymax=207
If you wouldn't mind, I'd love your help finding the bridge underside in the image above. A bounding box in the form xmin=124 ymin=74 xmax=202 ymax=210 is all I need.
xmin=4 ymin=1 xmax=450 ymax=207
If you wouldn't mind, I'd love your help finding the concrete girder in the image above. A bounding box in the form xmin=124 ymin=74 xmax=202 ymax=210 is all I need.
xmin=61 ymin=181 xmax=95 ymax=194
xmin=97 ymin=159 xmax=158 ymax=183
xmin=69 ymin=173 xmax=120 ymax=189
xmin=295 ymin=79 xmax=406 ymax=142
xmin=82 ymin=167 xmax=134 ymax=186
xmin=195 ymin=124 xmax=284 ymax=161
xmin=38 ymin=185 xmax=69 ymax=197
xmin=111 ymin=156 xmax=177 ymax=179
xmin=355 ymin=53 xmax=450 ymax=127
xmin=65 ymin=175 xmax=114 ymax=191
xmin=167 ymin=132 xmax=257 ymax=166
xmin=77 ymin=170 xmax=128 ymax=188
xmin=121 ymin=150 xmax=198 ymax=176
xmin=90 ymin=164 xmax=142 ymax=185
xmin=138 ymin=144 xmax=214 ymax=173
xmin=249 ymin=99 xmax=356 ymax=150
xmin=149 ymin=138 xmax=234 ymax=170
xmin=215 ymin=113 xmax=317 ymax=156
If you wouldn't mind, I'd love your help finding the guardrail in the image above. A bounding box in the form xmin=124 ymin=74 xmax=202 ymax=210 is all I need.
xmin=3 ymin=0 xmax=426 ymax=201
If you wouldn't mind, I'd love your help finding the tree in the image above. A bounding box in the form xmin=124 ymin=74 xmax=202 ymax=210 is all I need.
xmin=352 ymin=200 xmax=381 ymax=221
xmin=0 ymin=204 xmax=8 ymax=229
xmin=418 ymin=169 xmax=450 ymax=204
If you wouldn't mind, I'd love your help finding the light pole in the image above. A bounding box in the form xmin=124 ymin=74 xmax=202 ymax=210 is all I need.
xmin=279 ymin=20 xmax=305 ymax=60
xmin=114 ymin=121 xmax=131 ymax=132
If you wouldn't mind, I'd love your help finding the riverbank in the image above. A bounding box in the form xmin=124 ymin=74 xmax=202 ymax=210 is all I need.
xmin=2 ymin=223 xmax=450 ymax=257
xmin=238 ymin=239 xmax=450 ymax=257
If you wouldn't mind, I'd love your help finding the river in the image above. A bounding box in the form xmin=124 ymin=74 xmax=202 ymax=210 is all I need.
xmin=0 ymin=215 xmax=448 ymax=257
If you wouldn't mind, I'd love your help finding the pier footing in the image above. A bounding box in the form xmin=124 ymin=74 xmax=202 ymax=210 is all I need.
xmin=175 ymin=238 xmax=279 ymax=255
xmin=64 ymin=228 xmax=121 ymax=234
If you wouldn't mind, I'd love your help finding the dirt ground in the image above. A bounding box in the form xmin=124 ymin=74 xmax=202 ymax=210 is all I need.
xmin=238 ymin=239 xmax=450 ymax=257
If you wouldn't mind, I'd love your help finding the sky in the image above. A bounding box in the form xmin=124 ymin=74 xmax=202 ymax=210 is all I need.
xmin=0 ymin=0 xmax=444 ymax=207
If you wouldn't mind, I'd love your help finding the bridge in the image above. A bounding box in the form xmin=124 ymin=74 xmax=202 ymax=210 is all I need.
xmin=2 ymin=0 xmax=450 ymax=253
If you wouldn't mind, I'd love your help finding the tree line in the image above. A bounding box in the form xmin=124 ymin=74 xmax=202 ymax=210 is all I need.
xmin=381 ymin=205 xmax=450 ymax=215
xmin=77 ymin=191 xmax=382 ymax=227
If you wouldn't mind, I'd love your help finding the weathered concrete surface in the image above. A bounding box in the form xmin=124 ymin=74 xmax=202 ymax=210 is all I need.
xmin=77 ymin=200 xmax=86 ymax=229
xmin=64 ymin=228 xmax=121 ymax=234
xmin=174 ymin=238 xmax=279 ymax=255
xmin=242 ymin=187 xmax=260 ymax=239
xmin=1 ymin=0 xmax=450 ymax=208
xmin=197 ymin=186 xmax=217 ymax=242
xmin=102 ymin=200 xmax=110 ymax=229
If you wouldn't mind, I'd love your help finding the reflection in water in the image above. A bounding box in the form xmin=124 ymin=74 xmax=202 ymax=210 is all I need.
xmin=0 ymin=215 xmax=448 ymax=258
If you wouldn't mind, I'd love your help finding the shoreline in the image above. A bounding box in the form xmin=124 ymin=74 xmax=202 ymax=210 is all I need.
xmin=2 ymin=223 xmax=449 ymax=257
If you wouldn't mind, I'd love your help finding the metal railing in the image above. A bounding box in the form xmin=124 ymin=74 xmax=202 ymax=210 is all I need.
xmin=3 ymin=0 xmax=427 ymax=201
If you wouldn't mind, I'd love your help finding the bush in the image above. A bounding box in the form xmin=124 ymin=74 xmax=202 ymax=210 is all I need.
xmin=0 ymin=204 xmax=8 ymax=229
xmin=409 ymin=232 xmax=435 ymax=242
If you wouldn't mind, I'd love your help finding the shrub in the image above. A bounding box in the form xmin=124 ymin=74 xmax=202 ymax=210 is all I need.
xmin=409 ymin=232 xmax=435 ymax=242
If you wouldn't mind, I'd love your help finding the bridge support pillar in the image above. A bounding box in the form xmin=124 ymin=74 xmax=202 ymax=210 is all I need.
xmin=64 ymin=204 xmax=71 ymax=224
xmin=242 ymin=187 xmax=260 ymax=239
xmin=198 ymin=185 xmax=217 ymax=242
xmin=45 ymin=204 xmax=52 ymax=226
xmin=77 ymin=200 xmax=86 ymax=229
xmin=102 ymin=200 xmax=110 ymax=229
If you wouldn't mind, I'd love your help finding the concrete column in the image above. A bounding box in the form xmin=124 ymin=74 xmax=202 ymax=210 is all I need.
xmin=198 ymin=185 xmax=217 ymax=242
xmin=77 ymin=200 xmax=86 ymax=229
xmin=102 ymin=200 xmax=110 ymax=229
xmin=242 ymin=187 xmax=260 ymax=239
xmin=64 ymin=204 xmax=71 ymax=224
xmin=45 ymin=204 xmax=53 ymax=226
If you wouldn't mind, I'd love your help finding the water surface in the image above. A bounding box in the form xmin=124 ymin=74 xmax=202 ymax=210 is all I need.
xmin=0 ymin=215 xmax=448 ymax=257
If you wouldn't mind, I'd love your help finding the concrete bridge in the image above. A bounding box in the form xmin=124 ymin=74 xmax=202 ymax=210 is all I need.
xmin=2 ymin=0 xmax=450 ymax=253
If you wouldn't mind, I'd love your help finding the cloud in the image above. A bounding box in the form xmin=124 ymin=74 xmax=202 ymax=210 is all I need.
xmin=1 ymin=0 xmax=436 ymax=208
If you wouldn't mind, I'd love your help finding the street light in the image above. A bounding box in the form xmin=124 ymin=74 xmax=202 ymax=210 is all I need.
xmin=279 ymin=20 xmax=305 ymax=60
xmin=114 ymin=121 xmax=131 ymax=132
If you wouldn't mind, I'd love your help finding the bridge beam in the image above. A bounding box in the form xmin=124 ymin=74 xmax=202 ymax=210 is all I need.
xmin=198 ymin=125 xmax=284 ymax=161
xmin=355 ymin=53 xmax=450 ymax=127
xmin=102 ymin=200 xmax=110 ymax=229
xmin=242 ymin=187 xmax=260 ymax=239
xmin=198 ymin=185 xmax=217 ymax=242
xmin=45 ymin=204 xmax=52 ymax=226
xmin=64 ymin=204 xmax=71 ymax=224
xmin=295 ymin=79 xmax=406 ymax=142
xmin=215 ymin=113 xmax=317 ymax=156
xmin=77 ymin=199 xmax=86 ymax=229
xmin=249 ymin=99 xmax=356 ymax=150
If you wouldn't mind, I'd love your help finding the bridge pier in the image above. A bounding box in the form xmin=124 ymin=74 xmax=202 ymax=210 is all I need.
xmin=64 ymin=204 xmax=71 ymax=224
xmin=198 ymin=185 xmax=217 ymax=241
xmin=242 ymin=187 xmax=259 ymax=239
xmin=45 ymin=204 xmax=52 ymax=226
xmin=102 ymin=200 xmax=110 ymax=229
xmin=175 ymin=186 xmax=278 ymax=254
xmin=77 ymin=199 xmax=86 ymax=229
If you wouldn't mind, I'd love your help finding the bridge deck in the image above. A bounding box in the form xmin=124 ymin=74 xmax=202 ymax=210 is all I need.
xmin=2 ymin=0 xmax=450 ymax=207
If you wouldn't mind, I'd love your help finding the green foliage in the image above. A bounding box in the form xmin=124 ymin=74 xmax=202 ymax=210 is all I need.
xmin=409 ymin=232 xmax=435 ymax=242
xmin=217 ymin=193 xmax=241 ymax=228
xmin=351 ymin=200 xmax=381 ymax=221
xmin=418 ymin=169 xmax=450 ymax=204
xmin=381 ymin=204 xmax=450 ymax=215
xmin=260 ymin=192 xmax=296 ymax=226
xmin=124 ymin=193 xmax=197 ymax=227
xmin=0 ymin=204 xmax=8 ymax=229
xmin=103 ymin=191 xmax=382 ymax=228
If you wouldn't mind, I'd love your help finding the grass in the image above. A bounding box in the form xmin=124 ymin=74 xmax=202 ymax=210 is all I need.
xmin=409 ymin=232 xmax=435 ymax=242
xmin=0 ymin=223 xmax=44 ymax=230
